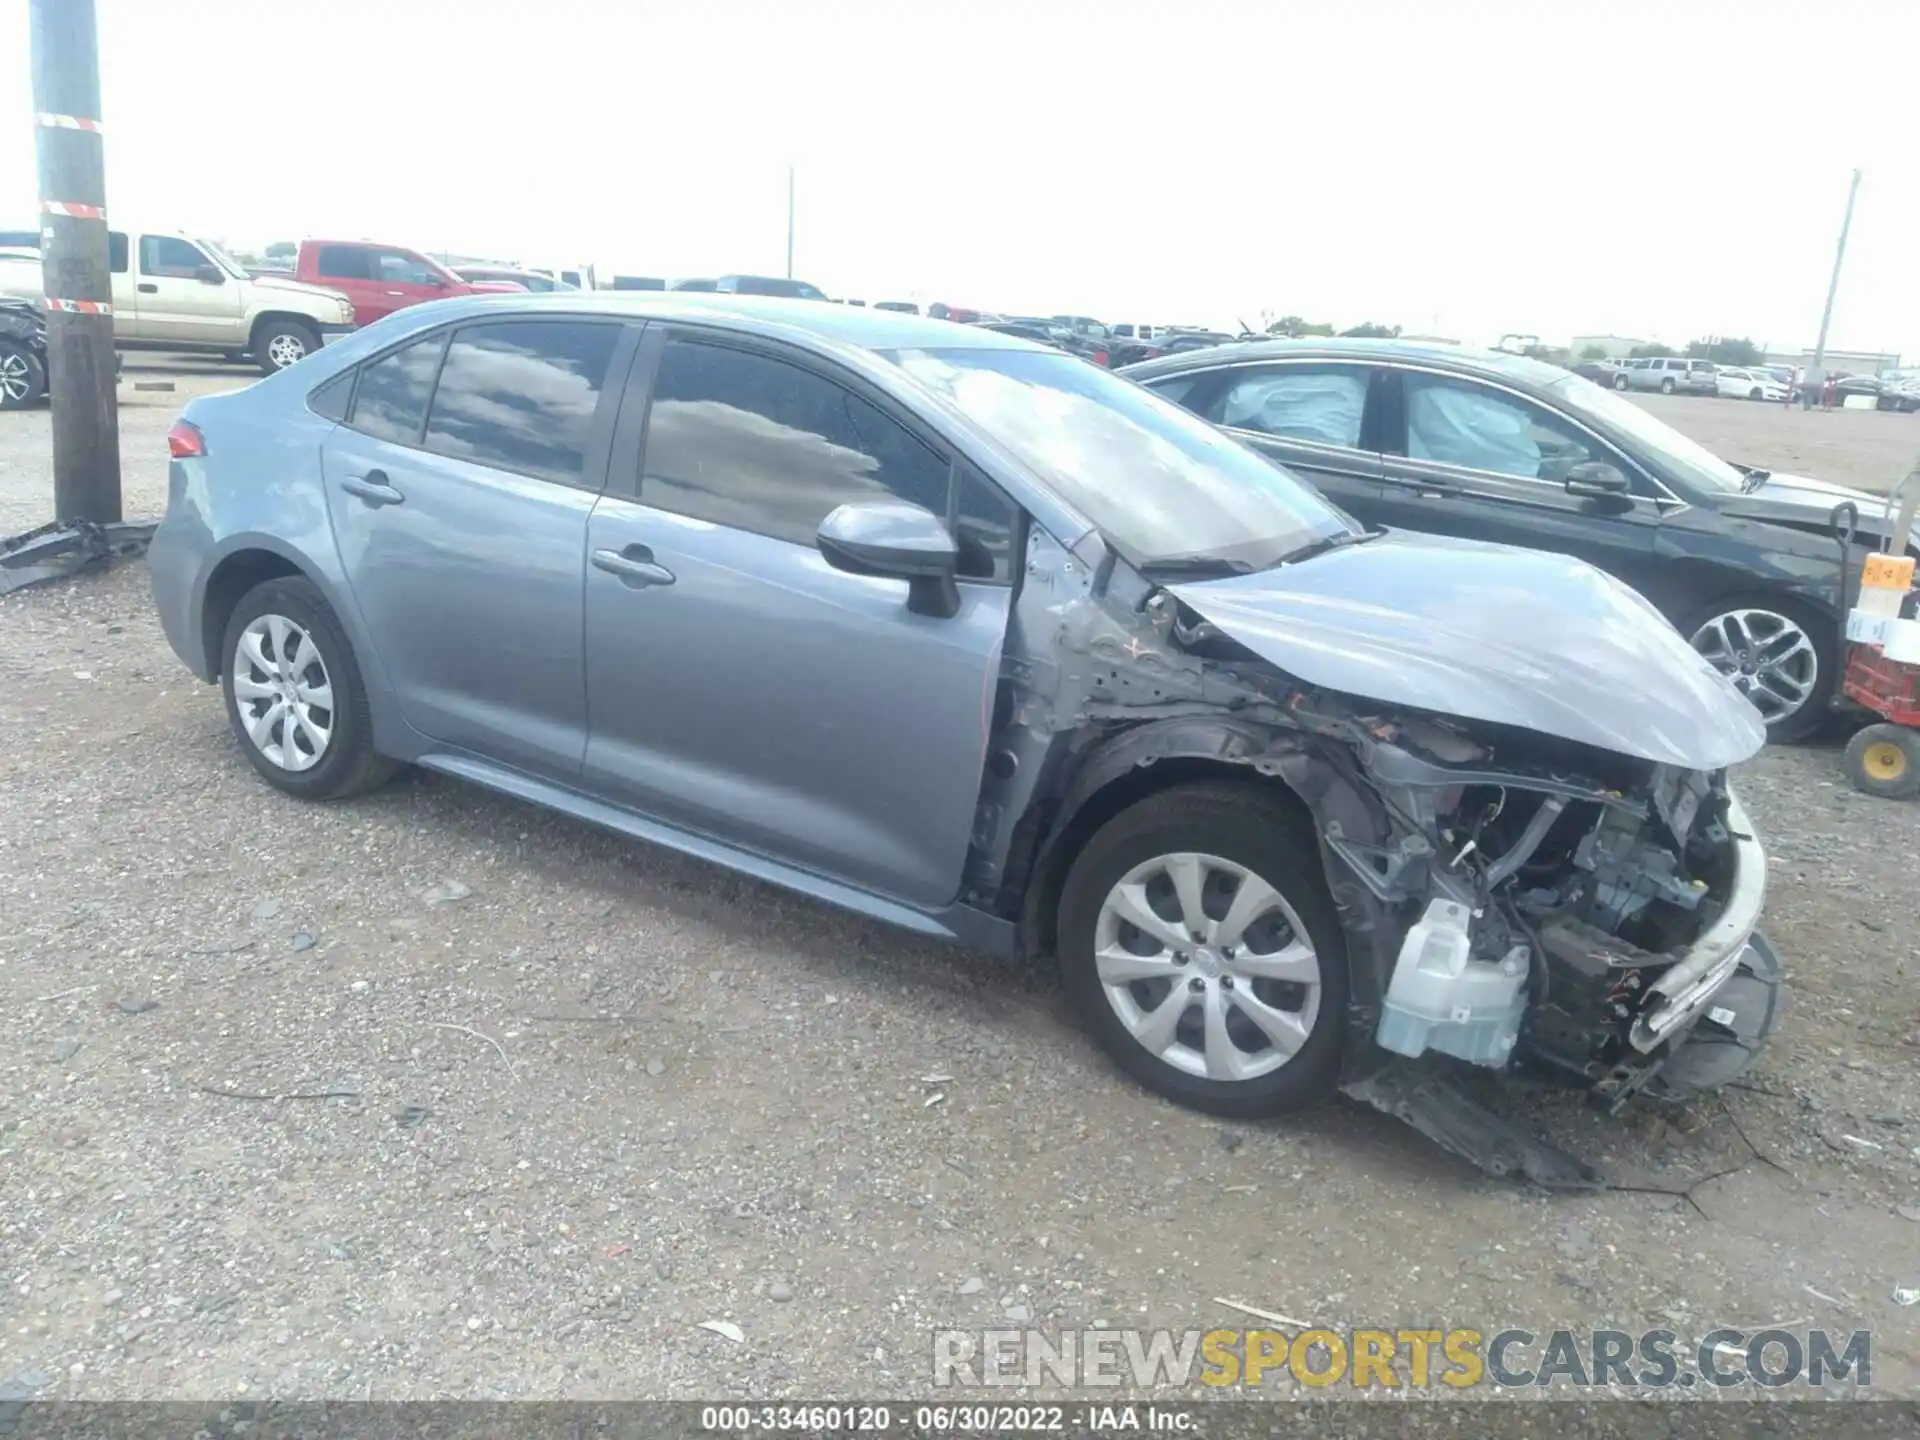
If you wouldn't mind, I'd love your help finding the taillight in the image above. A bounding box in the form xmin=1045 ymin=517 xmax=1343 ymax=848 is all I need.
xmin=1091 ymin=349 xmax=1109 ymax=366
xmin=167 ymin=420 xmax=206 ymax=458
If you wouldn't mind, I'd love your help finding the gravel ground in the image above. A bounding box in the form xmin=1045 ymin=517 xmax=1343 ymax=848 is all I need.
xmin=2 ymin=365 xmax=1918 ymax=1404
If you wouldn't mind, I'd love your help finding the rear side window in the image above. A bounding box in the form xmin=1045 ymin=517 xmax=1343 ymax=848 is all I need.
xmin=641 ymin=338 xmax=956 ymax=551
xmin=348 ymin=333 xmax=445 ymax=444
xmin=309 ymin=370 xmax=354 ymax=422
xmin=316 ymin=245 xmax=373 ymax=281
xmin=108 ymin=232 xmax=127 ymax=273
xmin=421 ymin=320 xmax=621 ymax=485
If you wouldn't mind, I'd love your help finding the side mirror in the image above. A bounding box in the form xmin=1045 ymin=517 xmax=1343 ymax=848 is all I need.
xmin=816 ymin=500 xmax=961 ymax=619
xmin=1565 ymin=461 xmax=1631 ymax=500
xmin=194 ymin=265 xmax=225 ymax=285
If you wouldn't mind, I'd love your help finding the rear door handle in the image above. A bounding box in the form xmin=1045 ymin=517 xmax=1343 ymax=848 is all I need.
xmin=386 ymin=290 xmax=407 ymax=297
xmin=137 ymin=283 xmax=157 ymax=293
xmin=591 ymin=545 xmax=676 ymax=588
xmin=339 ymin=469 xmax=405 ymax=507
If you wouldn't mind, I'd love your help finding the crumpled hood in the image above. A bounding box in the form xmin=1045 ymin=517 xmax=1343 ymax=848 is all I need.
xmin=1167 ymin=532 xmax=1767 ymax=770
xmin=1719 ymin=469 xmax=1920 ymax=552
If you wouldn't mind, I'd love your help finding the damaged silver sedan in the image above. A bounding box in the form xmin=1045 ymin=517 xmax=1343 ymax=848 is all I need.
xmin=148 ymin=294 xmax=1783 ymax=1184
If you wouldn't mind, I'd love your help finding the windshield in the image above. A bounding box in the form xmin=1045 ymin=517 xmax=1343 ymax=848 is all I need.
xmin=890 ymin=346 xmax=1357 ymax=568
xmin=1546 ymin=371 xmax=1748 ymax=492
xmin=198 ymin=239 xmax=250 ymax=280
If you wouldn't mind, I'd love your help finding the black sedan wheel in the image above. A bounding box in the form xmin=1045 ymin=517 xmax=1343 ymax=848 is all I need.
xmin=0 ymin=341 xmax=47 ymax=409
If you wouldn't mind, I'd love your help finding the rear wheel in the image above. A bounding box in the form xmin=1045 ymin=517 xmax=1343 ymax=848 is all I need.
xmin=1687 ymin=596 xmax=1834 ymax=743
xmin=1844 ymin=724 xmax=1920 ymax=799
xmin=220 ymin=577 xmax=396 ymax=799
xmin=1057 ymin=782 xmax=1347 ymax=1118
xmin=1661 ymin=376 xmax=1677 ymax=394
xmin=0 ymin=341 xmax=46 ymax=409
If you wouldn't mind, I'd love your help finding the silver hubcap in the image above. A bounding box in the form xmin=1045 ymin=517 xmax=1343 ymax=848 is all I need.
xmin=1690 ymin=608 xmax=1818 ymax=723
xmin=1094 ymin=851 xmax=1321 ymax=1082
xmin=233 ymin=614 xmax=334 ymax=771
xmin=0 ymin=351 xmax=30 ymax=400
xmin=266 ymin=333 xmax=307 ymax=369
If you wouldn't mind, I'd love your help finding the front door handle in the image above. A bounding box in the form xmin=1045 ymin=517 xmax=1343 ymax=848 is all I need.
xmin=591 ymin=545 xmax=676 ymax=588
xmin=137 ymin=282 xmax=158 ymax=293
xmin=339 ymin=470 xmax=405 ymax=507
xmin=386 ymin=290 xmax=407 ymax=297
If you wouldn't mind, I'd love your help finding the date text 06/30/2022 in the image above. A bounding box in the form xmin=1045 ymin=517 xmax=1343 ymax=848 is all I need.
xmin=700 ymin=1405 xmax=1192 ymax=1433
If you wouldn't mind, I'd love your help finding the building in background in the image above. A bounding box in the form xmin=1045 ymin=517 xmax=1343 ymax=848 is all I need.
xmin=1763 ymin=346 xmax=1901 ymax=377
xmin=1571 ymin=334 xmax=1649 ymax=359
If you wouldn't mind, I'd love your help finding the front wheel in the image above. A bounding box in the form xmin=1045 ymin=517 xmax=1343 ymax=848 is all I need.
xmin=1613 ymin=373 xmax=1630 ymax=390
xmin=253 ymin=320 xmax=319 ymax=375
xmin=1687 ymin=597 xmax=1835 ymax=744
xmin=0 ymin=340 xmax=47 ymax=409
xmin=221 ymin=576 xmax=397 ymax=799
xmin=1749 ymin=388 xmax=1764 ymax=401
xmin=1057 ymin=782 xmax=1348 ymax=1118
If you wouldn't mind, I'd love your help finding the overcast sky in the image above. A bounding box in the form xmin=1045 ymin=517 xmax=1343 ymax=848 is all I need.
xmin=5 ymin=0 xmax=1917 ymax=352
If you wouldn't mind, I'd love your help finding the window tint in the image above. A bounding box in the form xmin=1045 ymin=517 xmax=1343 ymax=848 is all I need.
xmin=376 ymin=250 xmax=439 ymax=285
xmin=140 ymin=235 xmax=209 ymax=276
xmin=1404 ymin=376 xmax=1595 ymax=481
xmin=953 ymin=464 xmax=1018 ymax=582
xmin=316 ymin=245 xmax=373 ymax=281
xmin=420 ymin=321 xmax=619 ymax=484
xmin=1147 ymin=375 xmax=1201 ymax=407
xmin=108 ymin=231 xmax=127 ymax=274
xmin=642 ymin=339 xmax=952 ymax=548
xmin=348 ymin=333 xmax=445 ymax=444
xmin=1204 ymin=366 xmax=1369 ymax=447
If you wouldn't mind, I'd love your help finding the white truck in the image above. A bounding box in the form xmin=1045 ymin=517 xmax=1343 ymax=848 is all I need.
xmin=0 ymin=226 xmax=356 ymax=374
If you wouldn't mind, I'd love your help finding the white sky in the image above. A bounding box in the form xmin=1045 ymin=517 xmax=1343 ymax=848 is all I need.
xmin=5 ymin=0 xmax=1918 ymax=352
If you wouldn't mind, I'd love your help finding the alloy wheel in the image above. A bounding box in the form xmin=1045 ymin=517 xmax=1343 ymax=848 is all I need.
xmin=1092 ymin=851 xmax=1321 ymax=1083
xmin=0 ymin=351 xmax=31 ymax=401
xmin=265 ymin=333 xmax=308 ymax=369
xmin=1690 ymin=608 xmax=1818 ymax=726
xmin=232 ymin=614 xmax=334 ymax=772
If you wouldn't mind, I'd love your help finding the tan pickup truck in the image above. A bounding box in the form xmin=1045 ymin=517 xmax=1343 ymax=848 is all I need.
xmin=0 ymin=226 xmax=356 ymax=374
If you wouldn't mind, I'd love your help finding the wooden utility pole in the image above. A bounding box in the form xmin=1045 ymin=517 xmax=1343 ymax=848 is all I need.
xmin=29 ymin=0 xmax=121 ymax=524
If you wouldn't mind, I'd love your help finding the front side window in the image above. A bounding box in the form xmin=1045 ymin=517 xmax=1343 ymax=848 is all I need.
xmin=1402 ymin=375 xmax=1596 ymax=482
xmin=1203 ymin=365 xmax=1370 ymax=448
xmin=139 ymin=235 xmax=210 ymax=277
xmin=421 ymin=320 xmax=619 ymax=485
xmin=348 ymin=333 xmax=445 ymax=444
xmin=641 ymin=338 xmax=953 ymax=548
xmin=893 ymin=346 xmax=1353 ymax=572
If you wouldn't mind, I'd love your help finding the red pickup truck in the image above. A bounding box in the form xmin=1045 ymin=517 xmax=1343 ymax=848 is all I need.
xmin=294 ymin=239 xmax=519 ymax=328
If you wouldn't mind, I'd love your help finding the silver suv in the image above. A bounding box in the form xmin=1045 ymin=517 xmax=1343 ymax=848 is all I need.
xmin=1621 ymin=356 xmax=1717 ymax=395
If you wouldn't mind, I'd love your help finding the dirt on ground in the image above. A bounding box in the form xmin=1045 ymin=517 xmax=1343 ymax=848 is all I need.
xmin=2 ymin=368 xmax=1918 ymax=1404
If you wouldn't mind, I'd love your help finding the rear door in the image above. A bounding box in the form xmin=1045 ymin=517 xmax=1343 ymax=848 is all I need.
xmin=133 ymin=235 xmax=245 ymax=344
xmin=320 ymin=316 xmax=637 ymax=779
xmin=1141 ymin=360 xmax=1387 ymax=520
xmin=580 ymin=328 xmax=1018 ymax=909
xmin=1369 ymin=367 xmax=1662 ymax=592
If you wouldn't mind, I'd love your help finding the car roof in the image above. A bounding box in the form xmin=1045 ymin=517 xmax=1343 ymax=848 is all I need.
xmin=1119 ymin=335 xmax=1587 ymax=392
xmin=332 ymin=290 xmax=1040 ymax=354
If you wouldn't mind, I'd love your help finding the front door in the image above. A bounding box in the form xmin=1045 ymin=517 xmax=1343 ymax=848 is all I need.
xmin=320 ymin=316 xmax=633 ymax=778
xmin=1141 ymin=361 xmax=1387 ymax=520
xmin=581 ymin=330 xmax=1017 ymax=909
xmin=1370 ymin=368 xmax=1662 ymax=594
xmin=133 ymin=235 xmax=245 ymax=345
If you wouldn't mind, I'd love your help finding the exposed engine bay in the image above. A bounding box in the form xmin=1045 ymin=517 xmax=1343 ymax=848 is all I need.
xmin=967 ymin=527 xmax=1784 ymax=1187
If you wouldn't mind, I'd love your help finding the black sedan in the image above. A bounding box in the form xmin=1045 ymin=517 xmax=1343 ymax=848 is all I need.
xmin=1122 ymin=338 xmax=1913 ymax=742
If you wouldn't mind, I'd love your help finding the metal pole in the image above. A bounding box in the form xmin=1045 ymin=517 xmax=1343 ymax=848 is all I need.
xmin=1807 ymin=168 xmax=1861 ymax=387
xmin=785 ymin=165 xmax=795 ymax=279
xmin=29 ymin=0 xmax=121 ymax=524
